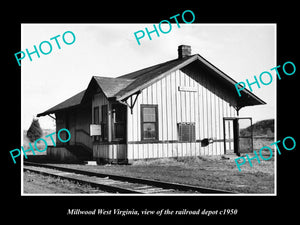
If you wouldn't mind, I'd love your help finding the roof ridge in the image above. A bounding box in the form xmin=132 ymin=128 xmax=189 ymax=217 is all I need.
xmin=93 ymin=75 xmax=135 ymax=81
xmin=37 ymin=53 xmax=265 ymax=118
xmin=115 ymin=55 xmax=197 ymax=99
xmin=116 ymin=57 xmax=184 ymax=80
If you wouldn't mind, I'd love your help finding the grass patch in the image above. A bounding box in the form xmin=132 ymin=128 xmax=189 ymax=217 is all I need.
xmin=51 ymin=154 xmax=275 ymax=194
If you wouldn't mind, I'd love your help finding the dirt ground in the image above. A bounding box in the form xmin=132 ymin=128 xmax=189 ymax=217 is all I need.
xmin=23 ymin=170 xmax=107 ymax=194
xmin=23 ymin=154 xmax=275 ymax=194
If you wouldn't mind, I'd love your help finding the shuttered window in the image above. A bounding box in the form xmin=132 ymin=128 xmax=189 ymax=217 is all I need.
xmin=93 ymin=106 xmax=100 ymax=141
xmin=101 ymin=105 xmax=108 ymax=141
xmin=141 ymin=104 xmax=158 ymax=141
xmin=178 ymin=123 xmax=195 ymax=142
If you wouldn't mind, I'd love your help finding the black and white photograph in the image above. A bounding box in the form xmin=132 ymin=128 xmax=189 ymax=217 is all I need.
xmin=4 ymin=6 xmax=298 ymax=222
xmin=21 ymin=24 xmax=276 ymax=195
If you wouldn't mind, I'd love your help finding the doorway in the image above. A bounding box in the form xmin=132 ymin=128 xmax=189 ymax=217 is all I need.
xmin=111 ymin=103 xmax=127 ymax=142
xmin=223 ymin=117 xmax=253 ymax=155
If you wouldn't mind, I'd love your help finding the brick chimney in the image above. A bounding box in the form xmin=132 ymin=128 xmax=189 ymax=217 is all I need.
xmin=178 ymin=45 xmax=191 ymax=59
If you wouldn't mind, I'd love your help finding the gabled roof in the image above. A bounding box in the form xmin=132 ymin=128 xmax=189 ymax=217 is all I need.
xmin=116 ymin=54 xmax=265 ymax=107
xmin=79 ymin=76 xmax=135 ymax=104
xmin=115 ymin=55 xmax=195 ymax=100
xmin=37 ymin=53 xmax=266 ymax=117
xmin=93 ymin=76 xmax=134 ymax=98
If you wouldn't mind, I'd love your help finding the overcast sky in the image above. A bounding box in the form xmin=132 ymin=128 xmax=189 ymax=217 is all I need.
xmin=21 ymin=23 xmax=276 ymax=130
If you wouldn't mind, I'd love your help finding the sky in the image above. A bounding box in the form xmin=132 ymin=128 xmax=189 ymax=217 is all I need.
xmin=21 ymin=23 xmax=276 ymax=131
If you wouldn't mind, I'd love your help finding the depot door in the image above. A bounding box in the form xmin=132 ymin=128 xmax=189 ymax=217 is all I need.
xmin=237 ymin=117 xmax=253 ymax=154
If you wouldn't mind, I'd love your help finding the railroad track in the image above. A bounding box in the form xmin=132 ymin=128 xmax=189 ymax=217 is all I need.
xmin=24 ymin=162 xmax=234 ymax=194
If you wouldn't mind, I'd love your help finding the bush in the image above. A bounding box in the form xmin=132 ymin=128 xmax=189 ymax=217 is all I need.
xmin=27 ymin=119 xmax=43 ymax=142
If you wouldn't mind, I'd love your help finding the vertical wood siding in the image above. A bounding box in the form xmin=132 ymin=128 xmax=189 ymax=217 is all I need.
xmin=55 ymin=105 xmax=93 ymax=151
xmin=92 ymin=92 xmax=110 ymax=161
xmin=75 ymin=105 xmax=93 ymax=149
xmin=47 ymin=146 xmax=77 ymax=162
xmin=55 ymin=111 xmax=66 ymax=141
xmin=93 ymin=144 xmax=126 ymax=162
xmin=92 ymin=92 xmax=109 ymax=124
xmin=127 ymin=69 xmax=236 ymax=160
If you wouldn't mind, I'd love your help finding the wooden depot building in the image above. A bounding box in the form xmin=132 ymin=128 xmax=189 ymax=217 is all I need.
xmin=37 ymin=45 xmax=266 ymax=164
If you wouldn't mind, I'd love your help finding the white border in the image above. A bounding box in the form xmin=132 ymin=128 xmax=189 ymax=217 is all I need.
xmin=21 ymin=23 xmax=277 ymax=197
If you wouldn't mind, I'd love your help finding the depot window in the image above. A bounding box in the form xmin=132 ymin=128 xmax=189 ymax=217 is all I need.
xmin=93 ymin=106 xmax=100 ymax=141
xmin=101 ymin=105 xmax=108 ymax=141
xmin=141 ymin=104 xmax=158 ymax=141
xmin=178 ymin=122 xmax=195 ymax=142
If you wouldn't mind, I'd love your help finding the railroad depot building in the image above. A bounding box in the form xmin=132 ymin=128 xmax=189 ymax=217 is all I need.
xmin=37 ymin=45 xmax=265 ymax=164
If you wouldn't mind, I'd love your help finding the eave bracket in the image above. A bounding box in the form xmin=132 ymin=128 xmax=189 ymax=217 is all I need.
xmin=123 ymin=91 xmax=141 ymax=114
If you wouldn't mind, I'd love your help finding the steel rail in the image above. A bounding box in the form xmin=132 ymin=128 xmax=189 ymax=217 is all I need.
xmin=24 ymin=166 xmax=146 ymax=194
xmin=24 ymin=161 xmax=235 ymax=194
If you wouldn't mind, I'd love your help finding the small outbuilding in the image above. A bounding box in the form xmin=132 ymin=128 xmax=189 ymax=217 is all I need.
xmin=37 ymin=45 xmax=265 ymax=163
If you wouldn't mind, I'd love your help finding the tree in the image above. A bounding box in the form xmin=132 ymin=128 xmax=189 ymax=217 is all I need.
xmin=27 ymin=118 xmax=43 ymax=142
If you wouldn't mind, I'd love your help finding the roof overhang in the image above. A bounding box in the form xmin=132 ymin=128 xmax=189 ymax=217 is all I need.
xmin=37 ymin=53 xmax=265 ymax=118
xmin=37 ymin=90 xmax=86 ymax=117
xmin=193 ymin=55 xmax=266 ymax=107
xmin=116 ymin=54 xmax=266 ymax=108
xmin=116 ymin=55 xmax=198 ymax=101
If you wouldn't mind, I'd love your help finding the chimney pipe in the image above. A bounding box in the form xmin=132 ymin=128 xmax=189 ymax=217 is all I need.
xmin=178 ymin=45 xmax=191 ymax=59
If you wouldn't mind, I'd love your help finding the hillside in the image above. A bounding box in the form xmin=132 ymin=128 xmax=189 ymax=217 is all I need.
xmin=240 ymin=119 xmax=274 ymax=137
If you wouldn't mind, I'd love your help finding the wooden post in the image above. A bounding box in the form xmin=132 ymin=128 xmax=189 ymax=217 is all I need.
xmin=107 ymin=103 xmax=112 ymax=142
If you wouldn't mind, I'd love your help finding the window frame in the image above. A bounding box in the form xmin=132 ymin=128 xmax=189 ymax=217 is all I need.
xmin=93 ymin=106 xmax=100 ymax=124
xmin=178 ymin=122 xmax=196 ymax=142
xmin=140 ymin=104 xmax=159 ymax=141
